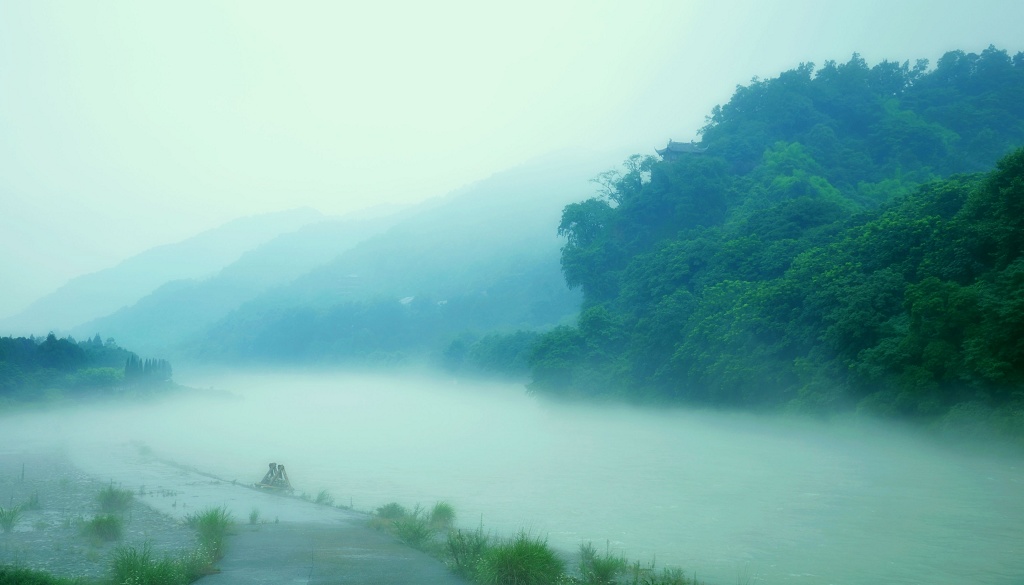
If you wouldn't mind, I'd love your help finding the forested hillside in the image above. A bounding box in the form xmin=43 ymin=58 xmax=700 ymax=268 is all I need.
xmin=527 ymin=47 xmax=1024 ymax=430
xmin=184 ymin=155 xmax=601 ymax=365
xmin=0 ymin=334 xmax=173 ymax=405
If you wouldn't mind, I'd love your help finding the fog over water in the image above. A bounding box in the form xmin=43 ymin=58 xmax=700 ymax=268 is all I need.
xmin=3 ymin=371 xmax=1022 ymax=584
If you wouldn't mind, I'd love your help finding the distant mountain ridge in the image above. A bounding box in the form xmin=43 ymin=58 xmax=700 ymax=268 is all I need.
xmin=182 ymin=154 xmax=603 ymax=364
xmin=0 ymin=207 xmax=324 ymax=336
xmin=67 ymin=153 xmax=603 ymax=362
xmin=73 ymin=213 xmax=405 ymax=356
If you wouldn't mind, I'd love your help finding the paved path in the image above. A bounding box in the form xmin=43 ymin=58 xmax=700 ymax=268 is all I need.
xmin=199 ymin=521 xmax=469 ymax=585
xmin=67 ymin=444 xmax=470 ymax=585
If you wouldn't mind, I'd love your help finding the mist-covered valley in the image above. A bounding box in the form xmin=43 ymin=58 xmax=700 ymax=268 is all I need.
xmin=3 ymin=370 xmax=1022 ymax=585
xmin=4 ymin=5 xmax=1024 ymax=583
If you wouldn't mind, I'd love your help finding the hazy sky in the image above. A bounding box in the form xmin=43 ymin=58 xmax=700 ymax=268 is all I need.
xmin=2 ymin=0 xmax=1022 ymax=313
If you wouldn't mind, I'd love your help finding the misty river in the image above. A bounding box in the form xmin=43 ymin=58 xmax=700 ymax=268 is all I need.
xmin=4 ymin=371 xmax=1022 ymax=585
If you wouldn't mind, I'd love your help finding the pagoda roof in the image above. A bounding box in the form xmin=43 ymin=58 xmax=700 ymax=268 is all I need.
xmin=656 ymin=140 xmax=707 ymax=156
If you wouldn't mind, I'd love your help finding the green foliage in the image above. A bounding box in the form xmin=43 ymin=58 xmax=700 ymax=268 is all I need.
xmin=0 ymin=506 xmax=20 ymax=533
xmin=83 ymin=513 xmax=123 ymax=541
xmin=65 ymin=367 xmax=123 ymax=390
xmin=446 ymin=527 xmax=491 ymax=578
xmin=0 ymin=333 xmax=172 ymax=403
xmin=624 ymin=561 xmax=697 ymax=585
xmin=578 ymin=541 xmax=628 ymax=585
xmin=184 ymin=506 xmax=233 ymax=560
xmin=430 ymin=501 xmax=456 ymax=531
xmin=445 ymin=331 xmax=542 ymax=377
xmin=529 ymin=44 xmax=1024 ymax=433
xmin=123 ymin=356 xmax=173 ymax=385
xmin=382 ymin=502 xmax=702 ymax=585
xmin=475 ymin=531 xmax=564 ymax=585
xmin=314 ymin=489 xmax=334 ymax=506
xmin=111 ymin=542 xmax=211 ymax=585
xmin=392 ymin=509 xmax=433 ymax=549
xmin=371 ymin=503 xmax=435 ymax=549
xmin=97 ymin=484 xmax=134 ymax=513
xmin=0 ymin=566 xmax=85 ymax=585
xmin=375 ymin=502 xmax=408 ymax=520
xmin=248 ymin=508 xmax=261 ymax=525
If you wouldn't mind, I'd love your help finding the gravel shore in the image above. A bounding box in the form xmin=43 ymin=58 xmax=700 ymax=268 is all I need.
xmin=0 ymin=448 xmax=197 ymax=581
xmin=1 ymin=447 xmax=470 ymax=584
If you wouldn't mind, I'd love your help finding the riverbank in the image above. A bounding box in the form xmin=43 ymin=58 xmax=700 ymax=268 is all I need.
xmin=5 ymin=374 xmax=1023 ymax=585
xmin=0 ymin=447 xmax=471 ymax=584
xmin=0 ymin=450 xmax=195 ymax=581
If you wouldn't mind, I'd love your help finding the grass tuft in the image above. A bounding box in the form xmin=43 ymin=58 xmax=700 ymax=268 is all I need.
xmin=0 ymin=566 xmax=84 ymax=585
xmin=430 ymin=501 xmax=456 ymax=530
xmin=371 ymin=502 xmax=442 ymax=551
xmin=184 ymin=506 xmax=233 ymax=560
xmin=446 ymin=527 xmax=490 ymax=579
xmin=111 ymin=541 xmax=207 ymax=585
xmin=0 ymin=507 xmax=20 ymax=533
xmin=579 ymin=541 xmax=628 ymax=585
xmin=248 ymin=507 xmax=261 ymax=525
xmin=476 ymin=531 xmax=564 ymax=585
xmin=375 ymin=502 xmax=408 ymax=520
xmin=96 ymin=484 xmax=134 ymax=513
xmin=314 ymin=489 xmax=335 ymax=506
xmin=362 ymin=500 xmax=700 ymax=585
xmin=392 ymin=506 xmax=433 ymax=549
xmin=625 ymin=560 xmax=699 ymax=585
xmin=83 ymin=513 xmax=123 ymax=541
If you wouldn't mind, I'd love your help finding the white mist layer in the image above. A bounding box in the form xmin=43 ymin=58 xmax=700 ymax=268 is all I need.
xmin=2 ymin=370 xmax=1021 ymax=585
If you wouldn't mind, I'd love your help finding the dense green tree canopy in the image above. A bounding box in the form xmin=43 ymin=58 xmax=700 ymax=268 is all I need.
xmin=0 ymin=334 xmax=172 ymax=403
xmin=529 ymin=47 xmax=1024 ymax=433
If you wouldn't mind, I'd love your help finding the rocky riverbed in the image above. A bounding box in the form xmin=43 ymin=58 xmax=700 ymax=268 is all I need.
xmin=0 ymin=445 xmax=470 ymax=585
xmin=0 ymin=449 xmax=197 ymax=581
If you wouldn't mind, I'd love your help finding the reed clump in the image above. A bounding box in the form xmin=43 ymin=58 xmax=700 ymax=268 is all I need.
xmin=82 ymin=513 xmax=123 ymax=542
xmin=96 ymin=484 xmax=134 ymax=513
xmin=373 ymin=501 xmax=704 ymax=585
xmin=110 ymin=541 xmax=214 ymax=585
xmin=0 ymin=507 xmax=20 ymax=534
xmin=184 ymin=506 xmax=233 ymax=560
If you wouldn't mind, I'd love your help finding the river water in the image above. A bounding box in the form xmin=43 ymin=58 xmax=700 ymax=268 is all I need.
xmin=5 ymin=370 xmax=1022 ymax=584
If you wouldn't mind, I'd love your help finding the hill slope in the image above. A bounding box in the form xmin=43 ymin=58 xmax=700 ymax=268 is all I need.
xmin=72 ymin=213 xmax=404 ymax=356
xmin=187 ymin=153 xmax=606 ymax=364
xmin=1 ymin=208 xmax=323 ymax=335
xmin=527 ymin=47 xmax=1024 ymax=430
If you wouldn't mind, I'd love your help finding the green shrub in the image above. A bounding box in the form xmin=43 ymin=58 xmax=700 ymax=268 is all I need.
xmin=625 ymin=561 xmax=696 ymax=585
xmin=314 ymin=489 xmax=335 ymax=506
xmin=476 ymin=531 xmax=564 ymax=585
xmin=579 ymin=541 xmax=628 ymax=585
xmin=97 ymin=484 xmax=134 ymax=513
xmin=375 ymin=502 xmax=408 ymax=520
xmin=430 ymin=501 xmax=456 ymax=530
xmin=446 ymin=527 xmax=490 ymax=578
xmin=111 ymin=542 xmax=200 ymax=585
xmin=83 ymin=514 xmax=123 ymax=541
xmin=184 ymin=506 xmax=233 ymax=560
xmin=393 ymin=510 xmax=433 ymax=549
xmin=0 ymin=566 xmax=83 ymax=585
xmin=0 ymin=507 xmax=20 ymax=533
xmin=248 ymin=508 xmax=261 ymax=525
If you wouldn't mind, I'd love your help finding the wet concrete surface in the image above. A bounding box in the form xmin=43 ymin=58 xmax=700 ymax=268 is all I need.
xmin=62 ymin=443 xmax=471 ymax=584
xmin=199 ymin=521 xmax=470 ymax=585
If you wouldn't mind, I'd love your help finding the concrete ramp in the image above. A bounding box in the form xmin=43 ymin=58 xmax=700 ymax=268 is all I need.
xmin=200 ymin=522 xmax=469 ymax=585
